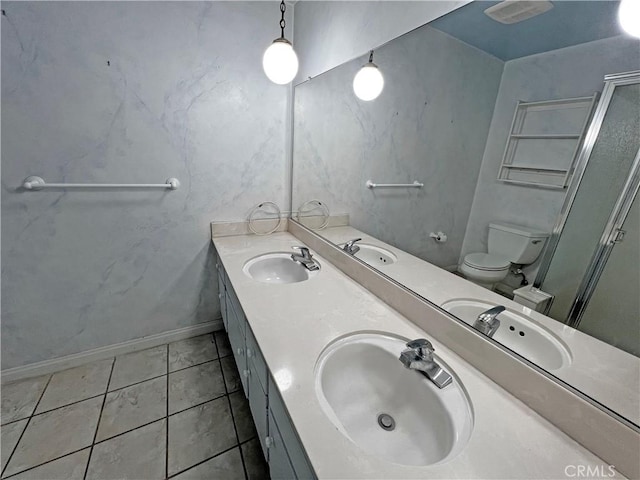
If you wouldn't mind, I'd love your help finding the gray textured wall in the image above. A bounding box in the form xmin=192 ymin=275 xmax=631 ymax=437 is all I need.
xmin=1 ymin=1 xmax=289 ymax=369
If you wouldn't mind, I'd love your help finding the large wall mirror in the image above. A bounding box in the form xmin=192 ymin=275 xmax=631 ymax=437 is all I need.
xmin=291 ymin=1 xmax=640 ymax=427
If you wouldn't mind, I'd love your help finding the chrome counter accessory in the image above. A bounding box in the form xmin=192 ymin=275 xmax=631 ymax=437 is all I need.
xmin=291 ymin=246 xmax=320 ymax=271
xmin=473 ymin=305 xmax=506 ymax=338
xmin=399 ymin=338 xmax=452 ymax=388
xmin=342 ymin=238 xmax=362 ymax=255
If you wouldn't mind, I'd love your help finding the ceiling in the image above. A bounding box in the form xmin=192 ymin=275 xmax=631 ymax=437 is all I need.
xmin=429 ymin=0 xmax=625 ymax=61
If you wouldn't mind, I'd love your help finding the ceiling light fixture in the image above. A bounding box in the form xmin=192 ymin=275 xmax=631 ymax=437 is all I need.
xmin=353 ymin=50 xmax=384 ymax=101
xmin=619 ymin=0 xmax=640 ymax=38
xmin=263 ymin=0 xmax=299 ymax=85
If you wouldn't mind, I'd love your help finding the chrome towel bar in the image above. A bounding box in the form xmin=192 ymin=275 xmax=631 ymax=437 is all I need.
xmin=366 ymin=179 xmax=423 ymax=189
xmin=22 ymin=176 xmax=180 ymax=191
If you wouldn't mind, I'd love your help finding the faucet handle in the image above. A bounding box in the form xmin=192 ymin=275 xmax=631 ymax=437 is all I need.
xmin=406 ymin=338 xmax=434 ymax=359
xmin=292 ymin=246 xmax=310 ymax=255
xmin=406 ymin=338 xmax=432 ymax=349
xmin=342 ymin=238 xmax=362 ymax=255
xmin=477 ymin=305 xmax=505 ymax=324
xmin=473 ymin=305 xmax=505 ymax=338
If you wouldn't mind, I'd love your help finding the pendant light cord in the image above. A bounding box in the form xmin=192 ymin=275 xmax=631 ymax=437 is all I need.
xmin=280 ymin=0 xmax=286 ymax=39
xmin=369 ymin=50 xmax=374 ymax=63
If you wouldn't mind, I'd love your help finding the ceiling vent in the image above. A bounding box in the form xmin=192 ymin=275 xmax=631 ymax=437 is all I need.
xmin=484 ymin=1 xmax=554 ymax=24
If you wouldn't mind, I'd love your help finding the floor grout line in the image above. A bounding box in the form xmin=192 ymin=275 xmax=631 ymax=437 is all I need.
xmin=168 ymin=393 xmax=229 ymax=418
xmin=76 ymin=393 xmax=231 ymax=451
xmin=1 ymin=445 xmax=91 ymax=479
xmin=10 ymin=347 xmax=232 ymax=423
xmin=1 ymin=415 xmax=200 ymax=480
xmin=21 ymin=372 xmax=165 ymax=424
xmin=92 ymin=417 xmax=167 ymax=447
xmin=83 ymin=357 xmax=115 ymax=480
xmin=165 ymin=333 xmax=233 ymax=479
xmin=1 ymin=375 xmax=52 ymax=478
xmin=107 ymin=354 xmax=228 ymax=394
xmin=107 ymin=372 xmax=168 ymax=394
xmin=166 ymin=443 xmax=241 ymax=480
xmin=0 ymin=333 xmax=227 ymax=392
xmin=2 ymin=332 xmax=255 ymax=480
xmin=27 ymin=392 xmax=107 ymax=419
xmin=167 ymin=354 xmax=230 ymax=376
xmin=239 ymin=436 xmax=258 ymax=446
xmin=215 ymin=332 xmax=250 ymax=480
xmin=0 ymin=416 xmax=35 ymax=428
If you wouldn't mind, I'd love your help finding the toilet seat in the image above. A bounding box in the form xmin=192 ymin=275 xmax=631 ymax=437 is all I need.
xmin=463 ymin=253 xmax=510 ymax=271
xmin=459 ymin=253 xmax=511 ymax=290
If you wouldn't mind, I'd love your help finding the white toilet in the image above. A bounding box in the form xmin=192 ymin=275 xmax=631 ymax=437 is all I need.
xmin=459 ymin=223 xmax=549 ymax=289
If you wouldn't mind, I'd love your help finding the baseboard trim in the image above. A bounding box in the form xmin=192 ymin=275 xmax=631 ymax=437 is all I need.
xmin=1 ymin=319 xmax=223 ymax=384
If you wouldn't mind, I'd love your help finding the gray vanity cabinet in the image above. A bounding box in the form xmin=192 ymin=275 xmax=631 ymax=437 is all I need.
xmin=268 ymin=412 xmax=298 ymax=479
xmin=224 ymin=287 xmax=270 ymax=456
xmin=267 ymin=377 xmax=315 ymax=479
xmin=216 ymin=257 xmax=316 ymax=480
xmin=246 ymin=325 xmax=269 ymax=456
xmin=226 ymin=296 xmax=249 ymax=395
xmin=216 ymin=261 xmax=227 ymax=330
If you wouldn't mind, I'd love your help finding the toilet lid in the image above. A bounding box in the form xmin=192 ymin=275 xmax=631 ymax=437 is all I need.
xmin=463 ymin=253 xmax=510 ymax=271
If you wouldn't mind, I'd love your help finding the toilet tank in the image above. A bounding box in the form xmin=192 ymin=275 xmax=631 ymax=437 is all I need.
xmin=487 ymin=223 xmax=549 ymax=265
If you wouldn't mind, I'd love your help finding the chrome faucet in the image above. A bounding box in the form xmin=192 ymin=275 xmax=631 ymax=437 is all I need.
xmin=291 ymin=246 xmax=319 ymax=271
xmin=399 ymin=338 xmax=452 ymax=389
xmin=473 ymin=305 xmax=505 ymax=338
xmin=342 ymin=238 xmax=362 ymax=255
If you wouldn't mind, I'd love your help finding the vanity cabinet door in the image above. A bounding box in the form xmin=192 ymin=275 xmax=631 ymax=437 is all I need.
xmin=268 ymin=378 xmax=315 ymax=479
xmin=227 ymin=284 xmax=246 ymax=336
xmin=247 ymin=360 xmax=269 ymax=458
xmin=218 ymin=277 xmax=227 ymax=331
xmin=268 ymin=411 xmax=297 ymax=480
xmin=215 ymin=261 xmax=227 ymax=330
xmin=226 ymin=293 xmax=248 ymax=396
xmin=219 ymin=291 xmax=227 ymax=331
xmin=224 ymin=290 xmax=234 ymax=334
xmin=246 ymin=328 xmax=268 ymax=394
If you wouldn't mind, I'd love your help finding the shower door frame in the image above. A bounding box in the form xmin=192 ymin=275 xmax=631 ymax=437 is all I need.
xmin=534 ymin=70 xmax=640 ymax=325
xmin=566 ymin=148 xmax=640 ymax=327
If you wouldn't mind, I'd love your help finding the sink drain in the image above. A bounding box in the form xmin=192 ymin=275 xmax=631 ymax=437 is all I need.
xmin=377 ymin=413 xmax=396 ymax=431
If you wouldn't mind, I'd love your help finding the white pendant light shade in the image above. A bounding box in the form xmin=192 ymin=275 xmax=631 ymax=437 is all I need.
xmin=263 ymin=39 xmax=299 ymax=85
xmin=619 ymin=0 xmax=640 ymax=38
xmin=353 ymin=62 xmax=384 ymax=101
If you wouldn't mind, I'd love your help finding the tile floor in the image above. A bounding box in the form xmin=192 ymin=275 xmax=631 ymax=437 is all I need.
xmin=1 ymin=332 xmax=270 ymax=480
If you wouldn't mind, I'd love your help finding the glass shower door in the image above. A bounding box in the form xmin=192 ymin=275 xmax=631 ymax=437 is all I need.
xmin=536 ymin=72 xmax=640 ymax=357
xmin=578 ymin=191 xmax=639 ymax=356
xmin=542 ymin=80 xmax=640 ymax=319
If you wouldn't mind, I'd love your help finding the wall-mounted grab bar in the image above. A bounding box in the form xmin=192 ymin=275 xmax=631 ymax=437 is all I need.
xmin=366 ymin=179 xmax=423 ymax=189
xmin=22 ymin=176 xmax=180 ymax=191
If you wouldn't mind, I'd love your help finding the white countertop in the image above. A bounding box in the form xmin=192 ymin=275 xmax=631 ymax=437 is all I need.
xmin=317 ymin=225 xmax=640 ymax=426
xmin=213 ymin=231 xmax=620 ymax=479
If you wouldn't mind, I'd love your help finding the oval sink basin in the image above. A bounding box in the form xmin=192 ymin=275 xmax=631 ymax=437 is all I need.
xmin=242 ymin=253 xmax=319 ymax=284
xmin=340 ymin=243 xmax=397 ymax=266
xmin=441 ymin=299 xmax=571 ymax=371
xmin=315 ymin=333 xmax=473 ymax=466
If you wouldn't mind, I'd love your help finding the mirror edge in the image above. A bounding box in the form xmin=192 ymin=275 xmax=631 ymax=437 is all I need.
xmin=290 ymin=217 xmax=638 ymax=431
